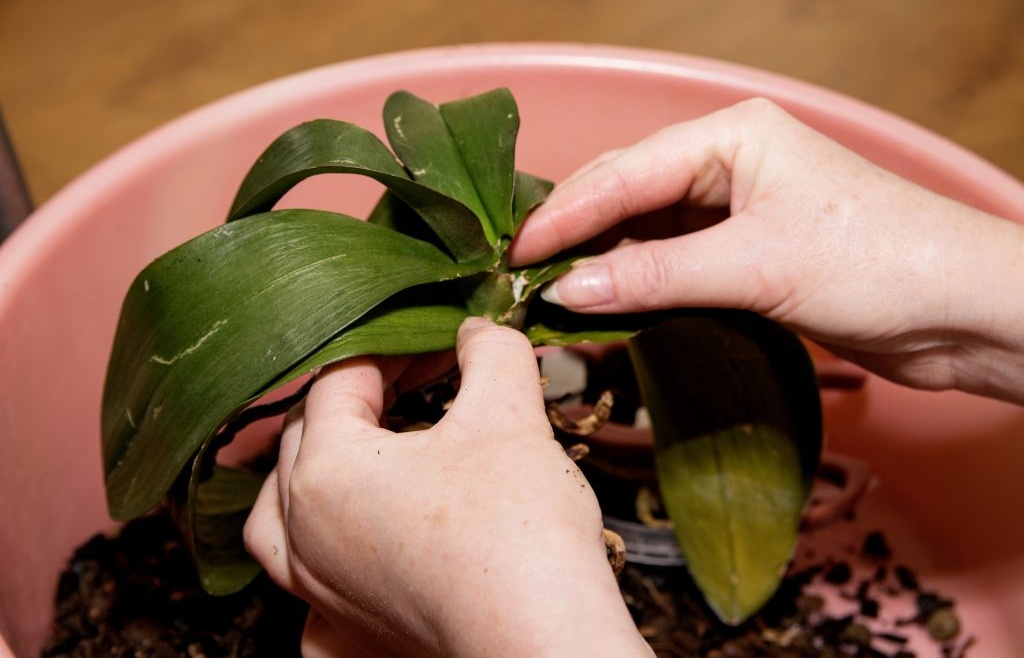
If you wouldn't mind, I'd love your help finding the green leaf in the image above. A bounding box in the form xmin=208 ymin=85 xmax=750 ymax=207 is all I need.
xmin=188 ymin=465 xmax=265 ymax=595
xmin=269 ymin=303 xmax=471 ymax=386
xmin=383 ymin=92 xmax=492 ymax=237
xmin=102 ymin=209 xmax=480 ymax=521
xmin=367 ymin=169 xmax=552 ymax=253
xmin=384 ymin=89 xmax=520 ymax=244
xmin=366 ymin=191 xmax=442 ymax=248
xmin=524 ymin=298 xmax=677 ymax=339
xmin=627 ymin=312 xmax=822 ymax=624
xmin=512 ymin=171 xmax=554 ymax=233
xmin=525 ymin=323 xmax=635 ymax=347
xmin=227 ymin=118 xmax=491 ymax=262
xmin=439 ymin=89 xmax=519 ymax=239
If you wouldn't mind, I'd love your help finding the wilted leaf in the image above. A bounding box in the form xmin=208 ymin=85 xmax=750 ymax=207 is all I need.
xmin=627 ymin=312 xmax=822 ymax=624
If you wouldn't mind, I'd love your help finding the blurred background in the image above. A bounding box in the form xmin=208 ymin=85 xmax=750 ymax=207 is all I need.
xmin=1 ymin=0 xmax=1022 ymax=206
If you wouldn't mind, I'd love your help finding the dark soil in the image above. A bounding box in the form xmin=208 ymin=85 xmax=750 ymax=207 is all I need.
xmin=41 ymin=513 xmax=307 ymax=657
xmin=42 ymin=505 xmax=974 ymax=658
xmin=621 ymin=552 xmax=973 ymax=658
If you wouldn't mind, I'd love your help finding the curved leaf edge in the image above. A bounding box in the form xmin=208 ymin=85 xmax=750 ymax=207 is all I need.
xmin=226 ymin=118 xmax=492 ymax=263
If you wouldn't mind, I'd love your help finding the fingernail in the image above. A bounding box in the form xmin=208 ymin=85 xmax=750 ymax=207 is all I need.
xmin=540 ymin=259 xmax=614 ymax=308
xmin=539 ymin=281 xmax=565 ymax=306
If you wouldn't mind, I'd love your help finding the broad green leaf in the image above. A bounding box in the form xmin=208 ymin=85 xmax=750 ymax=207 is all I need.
xmin=383 ymin=92 xmax=492 ymax=237
xmin=227 ymin=118 xmax=491 ymax=262
xmin=627 ymin=312 xmax=822 ymax=624
xmin=102 ymin=208 xmax=481 ymax=520
xmin=438 ymin=89 xmax=519 ymax=239
xmin=366 ymin=191 xmax=442 ymax=248
xmin=268 ymin=302 xmax=471 ymax=386
xmin=367 ymin=170 xmax=553 ymax=252
xmin=384 ymin=89 xmax=519 ymax=244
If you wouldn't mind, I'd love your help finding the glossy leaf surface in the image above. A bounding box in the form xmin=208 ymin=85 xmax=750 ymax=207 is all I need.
xmin=267 ymin=302 xmax=471 ymax=387
xmin=627 ymin=312 xmax=822 ymax=624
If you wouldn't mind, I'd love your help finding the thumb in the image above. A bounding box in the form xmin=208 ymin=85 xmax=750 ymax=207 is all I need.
xmin=441 ymin=317 xmax=548 ymax=431
xmin=539 ymin=212 xmax=786 ymax=316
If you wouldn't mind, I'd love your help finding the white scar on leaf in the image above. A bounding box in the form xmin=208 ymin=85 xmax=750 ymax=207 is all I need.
xmin=150 ymin=319 xmax=229 ymax=365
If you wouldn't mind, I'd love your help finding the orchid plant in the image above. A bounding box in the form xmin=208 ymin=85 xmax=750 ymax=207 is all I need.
xmin=101 ymin=88 xmax=822 ymax=624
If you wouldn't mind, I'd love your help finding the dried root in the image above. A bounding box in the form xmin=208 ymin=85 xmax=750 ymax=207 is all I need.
xmin=636 ymin=486 xmax=674 ymax=531
xmin=564 ymin=443 xmax=590 ymax=462
xmin=546 ymin=390 xmax=614 ymax=436
xmin=603 ymin=528 xmax=627 ymax=579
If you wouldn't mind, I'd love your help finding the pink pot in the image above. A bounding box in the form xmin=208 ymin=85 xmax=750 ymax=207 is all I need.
xmin=2 ymin=44 xmax=1023 ymax=656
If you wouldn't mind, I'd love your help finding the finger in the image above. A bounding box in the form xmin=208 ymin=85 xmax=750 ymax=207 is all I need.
xmin=557 ymin=203 xmax=731 ymax=260
xmin=442 ymin=317 xmax=548 ymax=430
xmin=275 ymin=400 xmax=305 ymax=510
xmin=243 ymin=468 xmax=296 ymax=592
xmin=539 ymin=210 xmax=789 ymax=316
xmin=508 ymin=107 xmax=741 ymax=266
xmin=303 ymin=356 xmax=388 ymax=433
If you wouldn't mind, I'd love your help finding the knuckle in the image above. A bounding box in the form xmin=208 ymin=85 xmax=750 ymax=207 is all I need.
xmin=621 ymin=246 xmax=674 ymax=307
xmin=288 ymin=459 xmax=331 ymax=508
xmin=733 ymin=96 xmax=787 ymax=121
xmin=602 ymin=165 xmax=643 ymax=220
xmin=241 ymin=513 xmax=262 ymax=555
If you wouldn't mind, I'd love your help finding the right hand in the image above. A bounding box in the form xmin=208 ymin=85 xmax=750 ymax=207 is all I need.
xmin=510 ymin=99 xmax=1024 ymax=405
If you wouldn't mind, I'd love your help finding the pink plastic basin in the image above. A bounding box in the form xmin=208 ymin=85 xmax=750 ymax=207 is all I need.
xmin=2 ymin=43 xmax=1023 ymax=657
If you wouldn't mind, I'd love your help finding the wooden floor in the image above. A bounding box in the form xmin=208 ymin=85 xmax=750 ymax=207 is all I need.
xmin=2 ymin=0 xmax=1022 ymax=204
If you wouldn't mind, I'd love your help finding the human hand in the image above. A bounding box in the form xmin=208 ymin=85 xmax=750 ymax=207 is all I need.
xmin=244 ymin=317 xmax=652 ymax=658
xmin=510 ymin=99 xmax=1024 ymax=404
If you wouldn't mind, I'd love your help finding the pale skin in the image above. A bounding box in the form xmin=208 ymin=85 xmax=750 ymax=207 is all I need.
xmin=245 ymin=98 xmax=1024 ymax=655
xmin=244 ymin=318 xmax=654 ymax=657
xmin=510 ymin=98 xmax=1024 ymax=406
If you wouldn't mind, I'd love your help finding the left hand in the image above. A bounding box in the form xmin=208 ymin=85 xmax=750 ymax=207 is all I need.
xmin=244 ymin=317 xmax=652 ymax=657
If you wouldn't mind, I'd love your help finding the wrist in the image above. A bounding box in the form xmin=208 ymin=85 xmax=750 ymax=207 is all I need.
xmin=939 ymin=202 xmax=1024 ymax=404
xmin=435 ymin=532 xmax=652 ymax=657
